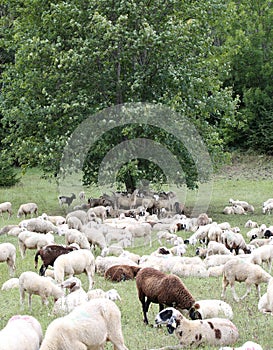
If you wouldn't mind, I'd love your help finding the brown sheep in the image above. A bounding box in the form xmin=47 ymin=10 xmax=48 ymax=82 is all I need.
xmin=104 ymin=265 xmax=141 ymax=282
xmin=135 ymin=267 xmax=195 ymax=324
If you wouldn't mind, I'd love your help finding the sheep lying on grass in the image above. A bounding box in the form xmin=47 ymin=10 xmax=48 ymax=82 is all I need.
xmin=0 ymin=242 xmax=16 ymax=276
xmin=136 ymin=267 xmax=195 ymax=324
xmin=17 ymin=202 xmax=38 ymax=218
xmin=151 ymin=307 xmax=239 ymax=349
xmin=258 ymin=277 xmax=273 ymax=314
xmin=221 ymin=258 xmax=271 ymax=301
xmin=40 ymin=298 xmax=128 ymax=350
xmin=87 ymin=288 xmax=121 ymax=301
xmin=189 ymin=299 xmax=233 ymax=320
xmin=0 ymin=201 xmax=12 ymax=219
xmin=19 ymin=271 xmax=64 ymax=309
xmin=219 ymin=341 xmax=263 ymax=350
xmin=54 ymin=248 xmax=95 ymax=290
xmin=0 ymin=315 xmax=43 ymax=350
xmin=53 ymin=276 xmax=88 ymax=315
xmin=104 ymin=264 xmax=141 ymax=282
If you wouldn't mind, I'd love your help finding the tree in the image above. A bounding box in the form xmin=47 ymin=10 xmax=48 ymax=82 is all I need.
xmin=0 ymin=0 xmax=239 ymax=191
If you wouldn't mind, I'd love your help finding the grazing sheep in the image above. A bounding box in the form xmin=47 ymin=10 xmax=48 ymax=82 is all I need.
xmin=0 ymin=242 xmax=16 ymax=276
xmin=87 ymin=205 xmax=109 ymax=222
xmin=52 ymin=277 xmax=88 ymax=315
xmin=250 ymin=244 xmax=273 ymax=272
xmin=83 ymin=226 xmax=107 ymax=251
xmin=221 ymin=231 xmax=251 ymax=255
xmin=54 ymin=248 xmax=95 ymax=290
xmin=34 ymin=244 xmax=79 ymax=276
xmin=18 ymin=231 xmax=55 ymax=258
xmin=189 ymin=299 xmax=233 ymax=320
xmin=136 ymin=267 xmax=195 ymax=324
xmin=58 ymin=193 xmax=76 ymax=207
xmin=66 ymin=210 xmax=88 ymax=225
xmin=221 ymin=258 xmax=271 ymax=301
xmin=87 ymin=288 xmax=121 ymax=301
xmin=104 ymin=264 xmax=141 ymax=282
xmin=64 ymin=228 xmax=90 ymax=249
xmin=0 ymin=315 xmax=43 ymax=350
xmin=124 ymin=222 xmax=152 ymax=247
xmin=219 ymin=341 xmax=263 ymax=350
xmin=207 ymin=241 xmax=233 ymax=257
xmin=40 ymin=298 xmax=128 ymax=350
xmin=0 ymin=224 xmax=18 ymax=235
xmin=66 ymin=216 xmax=83 ymax=231
xmin=19 ymin=271 xmax=64 ymax=309
xmin=1 ymin=277 xmax=19 ymax=290
xmin=17 ymin=202 xmax=38 ymax=218
xmin=7 ymin=226 xmax=25 ymax=237
xmin=25 ymin=218 xmax=58 ymax=234
xmin=0 ymin=201 xmax=12 ymax=219
xmin=152 ymin=307 xmax=239 ymax=349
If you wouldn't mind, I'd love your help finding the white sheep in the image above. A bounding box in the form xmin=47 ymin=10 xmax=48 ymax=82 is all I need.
xmin=204 ymin=254 xmax=232 ymax=268
xmin=250 ymin=244 xmax=273 ymax=272
xmin=0 ymin=201 xmax=12 ymax=219
xmin=245 ymin=219 xmax=259 ymax=228
xmin=101 ymin=245 xmax=124 ymax=257
xmin=18 ymin=231 xmax=55 ymax=258
xmin=87 ymin=288 xmax=121 ymax=301
xmin=232 ymin=204 xmax=246 ymax=215
xmin=246 ymin=224 xmax=267 ymax=239
xmin=258 ymin=277 xmax=273 ymax=314
xmin=223 ymin=206 xmax=235 ymax=215
xmin=105 ymin=227 xmax=133 ymax=246
xmin=17 ymin=202 xmax=38 ymax=218
xmin=66 ymin=215 xmax=83 ymax=231
xmin=83 ymin=226 xmax=107 ymax=251
xmin=64 ymin=228 xmax=90 ymax=249
xmin=40 ymin=298 xmax=129 ymax=350
xmin=41 ymin=213 xmax=66 ymax=225
xmin=52 ymin=276 xmax=88 ymax=315
xmin=66 ymin=210 xmax=88 ymax=225
xmin=0 ymin=315 xmax=43 ymax=350
xmin=19 ymin=271 xmax=64 ymax=309
xmin=152 ymin=307 xmax=239 ymax=349
xmin=262 ymin=201 xmax=273 ymax=214
xmin=189 ymin=299 xmax=234 ymax=320
xmin=54 ymin=248 xmax=95 ymax=290
xmin=1 ymin=277 xmax=19 ymax=290
xmin=7 ymin=226 xmax=25 ymax=237
xmin=207 ymin=241 xmax=233 ymax=257
xmin=25 ymin=218 xmax=58 ymax=234
xmin=125 ymin=222 xmax=152 ymax=247
xmin=87 ymin=205 xmax=108 ymax=222
xmin=221 ymin=258 xmax=271 ymax=301
xmin=0 ymin=242 xmax=16 ymax=276
xmin=118 ymin=250 xmax=141 ymax=263
xmin=219 ymin=341 xmax=263 ymax=350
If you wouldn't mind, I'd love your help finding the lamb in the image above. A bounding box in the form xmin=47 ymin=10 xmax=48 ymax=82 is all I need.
xmin=189 ymin=299 xmax=234 ymax=320
xmin=87 ymin=205 xmax=109 ymax=222
xmin=18 ymin=231 xmax=55 ymax=258
xmin=232 ymin=204 xmax=246 ymax=215
xmin=52 ymin=276 xmax=88 ymax=315
xmin=0 ymin=315 xmax=43 ymax=350
xmin=54 ymin=248 xmax=95 ymax=290
xmin=221 ymin=258 xmax=272 ymax=301
xmin=250 ymin=244 xmax=273 ymax=272
xmin=207 ymin=241 xmax=233 ymax=256
xmin=196 ymin=212 xmax=211 ymax=226
xmin=219 ymin=341 xmax=263 ymax=350
xmin=0 ymin=201 xmax=12 ymax=219
xmin=135 ymin=267 xmax=195 ymax=324
xmin=1 ymin=277 xmax=19 ymax=290
xmin=58 ymin=193 xmax=76 ymax=207
xmin=64 ymin=228 xmax=90 ymax=249
xmin=17 ymin=202 xmax=38 ymax=218
xmin=40 ymin=298 xmax=128 ymax=350
xmin=0 ymin=242 xmax=16 ymax=276
xmin=151 ymin=307 xmax=239 ymax=349
xmin=19 ymin=271 xmax=64 ymax=309
xmin=34 ymin=244 xmax=79 ymax=276
xmin=87 ymin=288 xmax=121 ymax=301
xmin=104 ymin=264 xmax=141 ymax=282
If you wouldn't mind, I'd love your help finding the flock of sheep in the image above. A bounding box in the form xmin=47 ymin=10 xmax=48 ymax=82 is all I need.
xmin=0 ymin=192 xmax=272 ymax=349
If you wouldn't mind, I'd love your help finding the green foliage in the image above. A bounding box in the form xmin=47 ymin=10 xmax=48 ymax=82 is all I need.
xmin=0 ymin=156 xmax=20 ymax=187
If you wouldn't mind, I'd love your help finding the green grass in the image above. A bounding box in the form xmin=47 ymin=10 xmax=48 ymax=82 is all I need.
xmin=0 ymin=164 xmax=273 ymax=349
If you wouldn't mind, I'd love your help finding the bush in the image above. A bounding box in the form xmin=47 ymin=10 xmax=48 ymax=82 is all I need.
xmin=0 ymin=157 xmax=20 ymax=187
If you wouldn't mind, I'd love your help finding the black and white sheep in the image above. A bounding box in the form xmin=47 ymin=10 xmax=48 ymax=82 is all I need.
xmin=135 ymin=267 xmax=195 ymax=324
xmin=0 ymin=315 xmax=43 ymax=350
xmin=151 ymin=307 xmax=239 ymax=349
xmin=58 ymin=193 xmax=76 ymax=207
xmin=189 ymin=299 xmax=234 ymax=320
xmin=40 ymin=298 xmax=129 ymax=350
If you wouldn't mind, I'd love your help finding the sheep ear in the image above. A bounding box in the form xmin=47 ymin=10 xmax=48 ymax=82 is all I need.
xmin=167 ymin=315 xmax=177 ymax=334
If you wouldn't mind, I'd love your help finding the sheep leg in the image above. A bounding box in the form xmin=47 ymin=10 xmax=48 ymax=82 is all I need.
xmin=28 ymin=293 xmax=32 ymax=309
xmin=39 ymin=264 xmax=47 ymax=276
xmin=240 ymin=284 xmax=252 ymax=300
xmin=230 ymin=284 xmax=240 ymax=302
xmin=143 ymin=299 xmax=152 ymax=324
xmin=221 ymin=276 xmax=229 ymax=299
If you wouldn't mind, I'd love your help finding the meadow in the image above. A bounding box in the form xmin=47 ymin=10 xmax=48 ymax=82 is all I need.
xmin=0 ymin=154 xmax=273 ymax=350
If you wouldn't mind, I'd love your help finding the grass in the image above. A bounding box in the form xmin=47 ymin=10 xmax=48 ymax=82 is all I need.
xmin=1 ymin=157 xmax=273 ymax=349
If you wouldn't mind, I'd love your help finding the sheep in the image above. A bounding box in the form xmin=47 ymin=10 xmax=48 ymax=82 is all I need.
xmin=66 ymin=216 xmax=83 ymax=231
xmin=246 ymin=224 xmax=267 ymax=240
xmin=0 ymin=315 xmax=43 ymax=350
xmin=58 ymin=193 xmax=76 ymax=207
xmin=262 ymin=201 xmax=273 ymax=214
xmin=119 ymin=250 xmax=141 ymax=263
xmin=207 ymin=241 xmax=233 ymax=257
xmin=64 ymin=228 xmax=90 ymax=249
xmin=219 ymin=341 xmax=263 ymax=350
xmin=41 ymin=213 xmax=66 ymax=225
xmin=207 ymin=222 xmax=223 ymax=242
xmin=19 ymin=271 xmax=64 ymax=309
xmin=78 ymin=191 xmax=86 ymax=202
xmin=0 ymin=242 xmax=16 ymax=276
xmin=232 ymin=204 xmax=246 ymax=215
xmin=104 ymin=264 xmax=141 ymax=282
xmin=204 ymin=254 xmax=232 ymax=268
xmin=95 ymin=255 xmax=139 ymax=275
xmin=0 ymin=224 xmax=18 ymax=235
xmin=39 ymin=298 xmax=129 ymax=350
xmin=196 ymin=212 xmax=211 ymax=226
xmin=18 ymin=231 xmax=55 ymax=258
xmin=25 ymin=218 xmax=58 ymax=234
xmin=52 ymin=276 xmax=88 ymax=315
xmin=223 ymin=206 xmax=235 ymax=215
xmin=249 ymin=244 xmax=273 ymax=272
xmin=82 ymin=226 xmax=107 ymax=251
xmin=221 ymin=231 xmax=251 ymax=255
xmin=34 ymin=244 xmax=79 ymax=276
xmin=66 ymin=209 xmax=88 ymax=225
xmin=171 ymin=261 xmax=209 ymax=278
xmin=135 ymin=266 xmax=195 ymax=324
xmin=87 ymin=205 xmax=109 ymax=222
xmin=7 ymin=226 xmax=25 ymax=237
xmin=249 ymin=237 xmax=273 ymax=248
xmin=221 ymin=258 xmax=272 ymax=301
xmin=105 ymin=227 xmax=133 ymax=246
xmin=189 ymin=299 xmax=234 ymax=320
xmin=101 ymin=245 xmax=124 ymax=257
xmin=125 ymin=222 xmax=152 ymax=247
xmin=152 ymin=307 xmax=239 ymax=349
xmin=0 ymin=201 xmax=12 ymax=219
xmin=157 ymin=230 xmax=177 ymax=245
xmin=258 ymin=276 xmax=273 ymax=314
xmin=17 ymin=202 xmax=38 ymax=218
xmin=245 ymin=219 xmax=259 ymax=228
xmin=54 ymin=248 xmax=95 ymax=290
xmin=87 ymin=288 xmax=121 ymax=301
xmin=1 ymin=277 xmax=19 ymax=290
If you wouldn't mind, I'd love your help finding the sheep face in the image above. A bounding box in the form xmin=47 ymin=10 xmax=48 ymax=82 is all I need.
xmin=154 ymin=307 xmax=180 ymax=334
